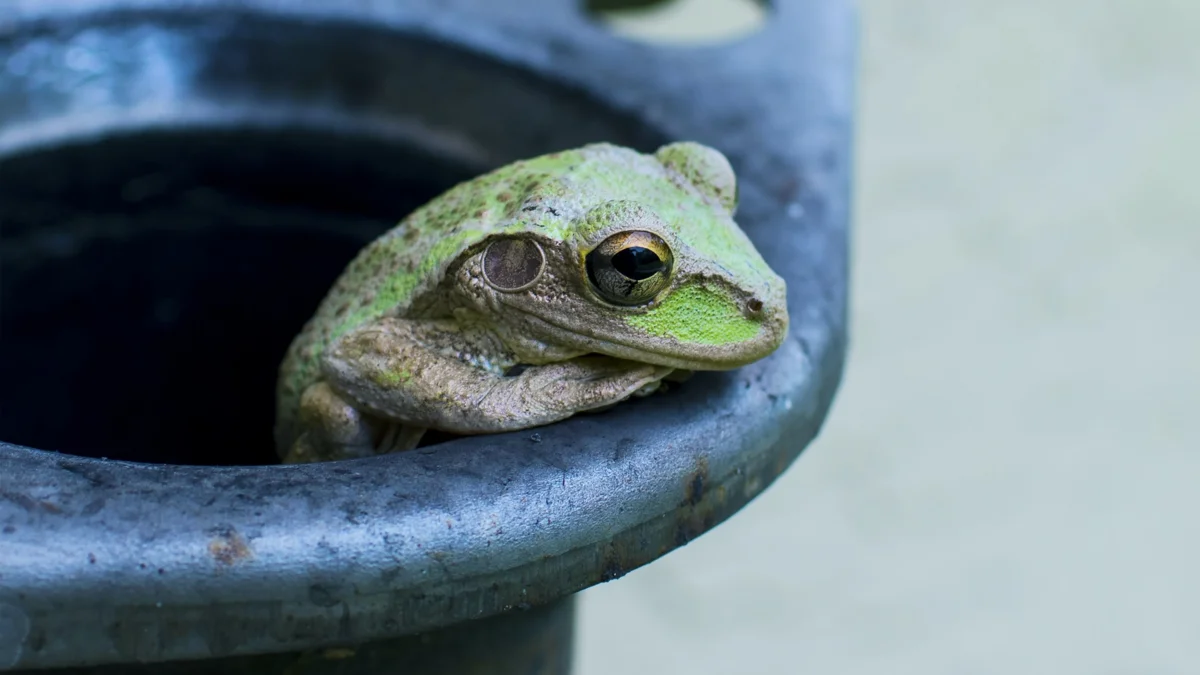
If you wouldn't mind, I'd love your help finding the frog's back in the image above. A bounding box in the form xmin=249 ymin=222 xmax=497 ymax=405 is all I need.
xmin=274 ymin=143 xmax=663 ymax=452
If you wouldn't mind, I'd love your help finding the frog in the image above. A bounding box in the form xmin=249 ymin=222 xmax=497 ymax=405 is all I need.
xmin=274 ymin=141 xmax=789 ymax=464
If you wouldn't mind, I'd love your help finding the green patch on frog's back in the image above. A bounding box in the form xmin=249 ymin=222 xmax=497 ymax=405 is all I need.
xmin=372 ymin=368 xmax=412 ymax=387
xmin=626 ymin=285 xmax=760 ymax=346
xmin=326 ymin=227 xmax=488 ymax=345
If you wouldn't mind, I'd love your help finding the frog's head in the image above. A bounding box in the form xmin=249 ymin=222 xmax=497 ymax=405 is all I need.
xmin=460 ymin=142 xmax=788 ymax=371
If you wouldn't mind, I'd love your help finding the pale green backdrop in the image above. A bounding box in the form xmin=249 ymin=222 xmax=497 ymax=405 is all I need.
xmin=580 ymin=0 xmax=1200 ymax=673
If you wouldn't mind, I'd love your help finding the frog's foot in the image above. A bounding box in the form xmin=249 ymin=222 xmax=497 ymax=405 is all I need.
xmin=496 ymin=356 xmax=674 ymax=425
xmin=283 ymin=381 xmax=422 ymax=464
xmin=376 ymin=422 xmax=428 ymax=454
xmin=581 ymin=369 xmax=676 ymax=415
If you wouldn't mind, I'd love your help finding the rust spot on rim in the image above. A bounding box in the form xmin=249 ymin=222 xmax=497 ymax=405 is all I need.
xmin=683 ymin=456 xmax=709 ymax=507
xmin=677 ymin=456 xmax=720 ymax=546
xmin=207 ymin=526 xmax=253 ymax=565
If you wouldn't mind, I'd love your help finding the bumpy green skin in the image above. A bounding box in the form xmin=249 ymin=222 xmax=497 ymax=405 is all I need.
xmin=626 ymin=285 xmax=761 ymax=345
xmin=275 ymin=142 xmax=788 ymax=457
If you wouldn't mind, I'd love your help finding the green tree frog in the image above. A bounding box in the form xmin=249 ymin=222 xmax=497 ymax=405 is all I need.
xmin=275 ymin=141 xmax=788 ymax=463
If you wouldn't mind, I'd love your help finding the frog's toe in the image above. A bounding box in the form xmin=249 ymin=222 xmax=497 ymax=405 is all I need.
xmin=377 ymin=423 xmax=427 ymax=454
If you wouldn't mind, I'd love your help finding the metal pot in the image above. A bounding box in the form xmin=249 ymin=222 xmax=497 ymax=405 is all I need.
xmin=0 ymin=1 xmax=856 ymax=672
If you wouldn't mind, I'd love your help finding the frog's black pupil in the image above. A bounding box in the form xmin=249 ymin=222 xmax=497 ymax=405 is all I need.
xmin=611 ymin=247 xmax=664 ymax=281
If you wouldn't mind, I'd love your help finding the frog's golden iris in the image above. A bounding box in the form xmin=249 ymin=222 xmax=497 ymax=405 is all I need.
xmin=585 ymin=230 xmax=674 ymax=306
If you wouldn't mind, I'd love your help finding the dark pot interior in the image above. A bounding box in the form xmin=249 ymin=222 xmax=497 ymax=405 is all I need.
xmin=0 ymin=129 xmax=470 ymax=466
xmin=0 ymin=12 xmax=661 ymax=467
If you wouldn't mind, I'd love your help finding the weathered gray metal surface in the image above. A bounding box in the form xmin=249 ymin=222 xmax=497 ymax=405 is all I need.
xmin=11 ymin=599 xmax=575 ymax=675
xmin=0 ymin=0 xmax=856 ymax=671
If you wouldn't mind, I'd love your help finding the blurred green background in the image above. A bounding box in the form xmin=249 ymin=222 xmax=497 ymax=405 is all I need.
xmin=580 ymin=0 xmax=1199 ymax=673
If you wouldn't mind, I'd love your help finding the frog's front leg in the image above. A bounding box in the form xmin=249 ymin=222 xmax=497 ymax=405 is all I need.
xmin=282 ymin=381 xmax=427 ymax=464
xmin=319 ymin=317 xmax=673 ymax=437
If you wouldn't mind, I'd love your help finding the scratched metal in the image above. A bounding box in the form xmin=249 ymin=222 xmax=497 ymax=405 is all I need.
xmin=0 ymin=0 xmax=856 ymax=671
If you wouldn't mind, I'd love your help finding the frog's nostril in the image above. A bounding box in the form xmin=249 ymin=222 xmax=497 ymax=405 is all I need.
xmin=747 ymin=297 xmax=764 ymax=314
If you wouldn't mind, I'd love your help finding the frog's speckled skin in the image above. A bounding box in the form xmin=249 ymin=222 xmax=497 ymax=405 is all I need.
xmin=275 ymin=142 xmax=788 ymax=463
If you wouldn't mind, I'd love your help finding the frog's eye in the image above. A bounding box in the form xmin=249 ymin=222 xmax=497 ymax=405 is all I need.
xmin=585 ymin=230 xmax=673 ymax=306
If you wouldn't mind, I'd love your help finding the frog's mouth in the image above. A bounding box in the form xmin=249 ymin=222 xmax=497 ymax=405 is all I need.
xmin=507 ymin=306 xmax=783 ymax=371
